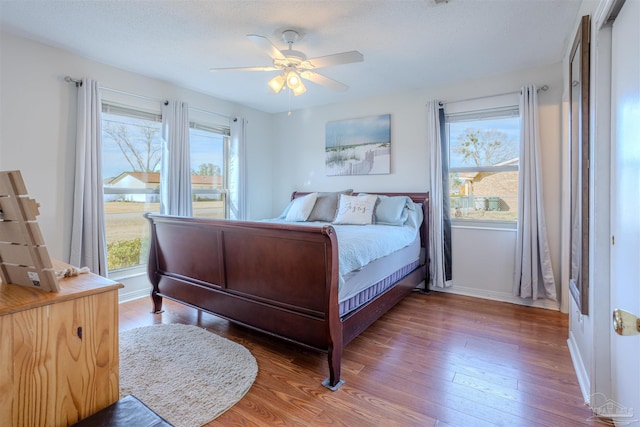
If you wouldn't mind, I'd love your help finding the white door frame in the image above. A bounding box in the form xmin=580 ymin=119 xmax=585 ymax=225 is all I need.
xmin=588 ymin=0 xmax=617 ymax=404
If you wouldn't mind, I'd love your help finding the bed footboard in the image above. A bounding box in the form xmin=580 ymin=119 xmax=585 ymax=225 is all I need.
xmin=144 ymin=214 xmax=344 ymax=388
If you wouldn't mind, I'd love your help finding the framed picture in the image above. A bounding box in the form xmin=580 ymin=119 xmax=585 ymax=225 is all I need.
xmin=325 ymin=114 xmax=390 ymax=176
xmin=568 ymin=15 xmax=590 ymax=315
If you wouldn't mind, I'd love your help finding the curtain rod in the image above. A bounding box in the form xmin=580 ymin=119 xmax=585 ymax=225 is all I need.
xmin=65 ymin=75 xmax=232 ymax=120
xmin=65 ymin=76 xmax=164 ymax=102
xmin=440 ymin=84 xmax=549 ymax=107
xmin=188 ymin=106 xmax=232 ymax=121
xmin=101 ymin=85 xmax=165 ymax=104
xmin=64 ymin=76 xmax=82 ymax=87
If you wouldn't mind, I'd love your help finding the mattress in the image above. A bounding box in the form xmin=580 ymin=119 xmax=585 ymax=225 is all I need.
xmin=338 ymin=236 xmax=421 ymax=316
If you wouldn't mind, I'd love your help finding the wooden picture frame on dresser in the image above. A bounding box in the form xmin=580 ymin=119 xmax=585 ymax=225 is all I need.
xmin=0 ymin=170 xmax=59 ymax=292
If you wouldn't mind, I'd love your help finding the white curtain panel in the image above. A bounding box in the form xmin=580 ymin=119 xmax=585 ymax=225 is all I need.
xmin=427 ymin=100 xmax=451 ymax=288
xmin=69 ymin=79 xmax=108 ymax=276
xmin=513 ymin=85 xmax=557 ymax=300
xmin=228 ymin=117 xmax=247 ymax=220
xmin=160 ymin=100 xmax=192 ymax=216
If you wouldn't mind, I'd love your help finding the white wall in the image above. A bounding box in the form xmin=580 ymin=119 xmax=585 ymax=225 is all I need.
xmin=270 ymin=63 xmax=564 ymax=310
xmin=0 ymin=32 xmax=274 ymax=300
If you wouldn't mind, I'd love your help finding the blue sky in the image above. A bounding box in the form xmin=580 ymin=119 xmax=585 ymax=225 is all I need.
xmin=448 ymin=116 xmax=520 ymax=167
xmin=189 ymin=128 xmax=225 ymax=175
xmin=101 ymin=113 xmax=224 ymax=178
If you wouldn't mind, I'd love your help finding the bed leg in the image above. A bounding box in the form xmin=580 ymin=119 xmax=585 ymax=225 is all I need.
xmin=322 ymin=346 xmax=344 ymax=391
xmin=151 ymin=290 xmax=164 ymax=314
xmin=322 ymin=378 xmax=345 ymax=391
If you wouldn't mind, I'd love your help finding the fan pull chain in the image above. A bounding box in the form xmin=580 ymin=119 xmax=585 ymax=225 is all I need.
xmin=288 ymin=88 xmax=292 ymax=116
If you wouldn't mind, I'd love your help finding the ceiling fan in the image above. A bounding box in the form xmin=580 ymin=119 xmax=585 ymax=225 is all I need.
xmin=210 ymin=30 xmax=364 ymax=96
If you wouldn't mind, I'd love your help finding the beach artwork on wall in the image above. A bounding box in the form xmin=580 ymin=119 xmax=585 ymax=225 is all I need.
xmin=325 ymin=114 xmax=391 ymax=176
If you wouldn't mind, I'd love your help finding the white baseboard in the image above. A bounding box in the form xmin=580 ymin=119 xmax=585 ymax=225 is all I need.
xmin=118 ymin=287 xmax=149 ymax=304
xmin=113 ymin=273 xmax=152 ymax=304
xmin=567 ymin=331 xmax=591 ymax=404
xmin=429 ymin=283 xmax=561 ymax=311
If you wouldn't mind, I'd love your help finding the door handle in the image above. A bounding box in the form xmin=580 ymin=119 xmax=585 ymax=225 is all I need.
xmin=613 ymin=309 xmax=640 ymax=336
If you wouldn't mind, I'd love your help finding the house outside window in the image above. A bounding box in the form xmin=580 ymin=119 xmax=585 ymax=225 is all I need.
xmin=445 ymin=103 xmax=520 ymax=228
xmin=101 ymin=103 xmax=230 ymax=273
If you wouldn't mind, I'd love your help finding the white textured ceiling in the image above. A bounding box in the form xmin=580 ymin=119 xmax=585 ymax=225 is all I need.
xmin=0 ymin=0 xmax=581 ymax=114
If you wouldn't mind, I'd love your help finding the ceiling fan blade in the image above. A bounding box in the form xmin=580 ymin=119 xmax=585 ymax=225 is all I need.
xmin=209 ymin=66 xmax=279 ymax=72
xmin=247 ymin=34 xmax=286 ymax=60
xmin=300 ymin=71 xmax=349 ymax=92
xmin=306 ymin=51 xmax=364 ymax=69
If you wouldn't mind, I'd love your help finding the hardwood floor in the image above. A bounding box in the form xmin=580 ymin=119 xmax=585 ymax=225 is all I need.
xmin=118 ymin=291 xmax=609 ymax=426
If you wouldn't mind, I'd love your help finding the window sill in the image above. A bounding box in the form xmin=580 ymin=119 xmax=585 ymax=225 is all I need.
xmin=451 ymin=219 xmax=517 ymax=231
xmin=107 ymin=265 xmax=147 ymax=281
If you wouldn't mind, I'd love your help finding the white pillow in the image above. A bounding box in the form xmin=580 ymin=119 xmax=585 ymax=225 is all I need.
xmin=333 ymin=194 xmax=377 ymax=225
xmin=285 ymin=192 xmax=318 ymax=222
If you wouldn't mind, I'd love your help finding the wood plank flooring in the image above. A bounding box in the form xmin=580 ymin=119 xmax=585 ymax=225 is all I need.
xmin=118 ymin=291 xmax=609 ymax=426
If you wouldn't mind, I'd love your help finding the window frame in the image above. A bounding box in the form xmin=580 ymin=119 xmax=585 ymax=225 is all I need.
xmin=101 ymin=101 xmax=164 ymax=278
xmin=445 ymin=101 xmax=521 ymax=229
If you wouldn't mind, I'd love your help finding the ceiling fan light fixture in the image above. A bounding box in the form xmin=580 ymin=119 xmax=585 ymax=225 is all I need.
xmin=292 ymin=80 xmax=307 ymax=96
xmin=286 ymin=71 xmax=301 ymax=88
xmin=285 ymin=70 xmax=306 ymax=96
xmin=215 ymin=31 xmax=363 ymax=98
xmin=268 ymin=74 xmax=286 ymax=93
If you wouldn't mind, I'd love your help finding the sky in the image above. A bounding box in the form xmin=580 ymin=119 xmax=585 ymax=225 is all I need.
xmin=101 ymin=113 xmax=225 ymax=179
xmin=448 ymin=116 xmax=520 ymax=168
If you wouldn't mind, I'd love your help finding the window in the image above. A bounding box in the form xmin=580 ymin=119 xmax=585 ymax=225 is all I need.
xmin=102 ymin=104 xmax=162 ymax=272
xmin=189 ymin=122 xmax=230 ymax=219
xmin=446 ymin=105 xmax=520 ymax=225
xmin=101 ymin=103 xmax=230 ymax=273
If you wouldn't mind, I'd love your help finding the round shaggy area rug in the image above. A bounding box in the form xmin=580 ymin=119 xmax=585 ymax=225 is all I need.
xmin=119 ymin=323 xmax=258 ymax=427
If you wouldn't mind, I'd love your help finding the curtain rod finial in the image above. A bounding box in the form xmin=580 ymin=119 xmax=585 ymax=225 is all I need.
xmin=64 ymin=75 xmax=82 ymax=87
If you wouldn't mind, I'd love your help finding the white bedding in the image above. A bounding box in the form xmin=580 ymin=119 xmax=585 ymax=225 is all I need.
xmin=264 ymin=200 xmax=423 ymax=289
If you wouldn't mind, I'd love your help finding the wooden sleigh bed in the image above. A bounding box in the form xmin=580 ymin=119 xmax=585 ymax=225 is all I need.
xmin=144 ymin=191 xmax=429 ymax=390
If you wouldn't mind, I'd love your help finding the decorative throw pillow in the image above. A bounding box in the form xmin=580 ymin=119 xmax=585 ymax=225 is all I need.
xmin=333 ymin=194 xmax=377 ymax=225
xmin=374 ymin=195 xmax=410 ymax=226
xmin=307 ymin=189 xmax=353 ymax=222
xmin=285 ymin=192 xmax=318 ymax=222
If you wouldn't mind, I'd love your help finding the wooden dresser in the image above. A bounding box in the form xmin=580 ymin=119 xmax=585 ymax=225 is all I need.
xmin=0 ymin=261 xmax=123 ymax=427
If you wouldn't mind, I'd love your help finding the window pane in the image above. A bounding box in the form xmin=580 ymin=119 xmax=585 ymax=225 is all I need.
xmin=190 ymin=127 xmax=228 ymax=219
xmin=449 ymin=117 xmax=520 ymax=169
xmin=447 ymin=113 xmax=520 ymax=224
xmin=102 ymin=111 xmax=162 ymax=271
xmin=449 ymin=171 xmax=518 ymax=221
